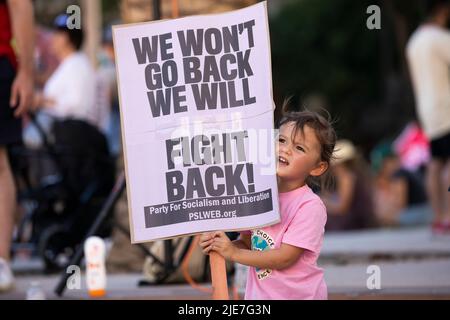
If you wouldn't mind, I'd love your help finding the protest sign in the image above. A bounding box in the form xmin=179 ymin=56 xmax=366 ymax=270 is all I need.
xmin=113 ymin=1 xmax=280 ymax=242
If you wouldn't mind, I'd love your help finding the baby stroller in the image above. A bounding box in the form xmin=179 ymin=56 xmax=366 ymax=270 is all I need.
xmin=10 ymin=114 xmax=116 ymax=272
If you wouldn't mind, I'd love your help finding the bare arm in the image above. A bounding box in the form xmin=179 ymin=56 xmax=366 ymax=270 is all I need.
xmin=7 ymin=0 xmax=34 ymax=116
xmin=437 ymin=30 xmax=450 ymax=64
xmin=32 ymin=91 xmax=55 ymax=110
xmin=200 ymin=232 xmax=304 ymax=270
xmin=231 ymin=242 xmax=303 ymax=270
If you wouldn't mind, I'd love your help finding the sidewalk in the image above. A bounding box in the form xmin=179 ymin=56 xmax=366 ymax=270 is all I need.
xmin=0 ymin=273 xmax=212 ymax=300
xmin=320 ymin=226 xmax=450 ymax=299
xmin=324 ymin=258 xmax=450 ymax=298
xmin=1 ymin=226 xmax=449 ymax=300
xmin=321 ymin=226 xmax=450 ymax=262
xmin=2 ymin=264 xmax=450 ymax=300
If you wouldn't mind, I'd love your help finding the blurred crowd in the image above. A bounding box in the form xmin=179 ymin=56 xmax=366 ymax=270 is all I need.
xmin=322 ymin=0 xmax=450 ymax=235
xmin=323 ymin=128 xmax=432 ymax=233
xmin=25 ymin=15 xmax=120 ymax=156
xmin=1 ymin=0 xmax=450 ymax=294
xmin=0 ymin=0 xmax=121 ymax=292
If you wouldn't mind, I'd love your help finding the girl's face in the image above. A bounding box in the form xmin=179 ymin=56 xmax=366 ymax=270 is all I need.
xmin=277 ymin=122 xmax=328 ymax=191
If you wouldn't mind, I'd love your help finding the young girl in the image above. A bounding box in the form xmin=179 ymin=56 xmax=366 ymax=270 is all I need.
xmin=199 ymin=110 xmax=336 ymax=300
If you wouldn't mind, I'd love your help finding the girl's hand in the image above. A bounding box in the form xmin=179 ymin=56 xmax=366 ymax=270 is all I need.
xmin=199 ymin=232 xmax=215 ymax=255
xmin=208 ymin=231 xmax=237 ymax=261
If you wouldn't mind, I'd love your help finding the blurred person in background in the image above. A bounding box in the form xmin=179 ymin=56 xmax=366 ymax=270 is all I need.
xmin=34 ymin=24 xmax=58 ymax=90
xmin=322 ymin=140 xmax=377 ymax=231
xmin=371 ymin=141 xmax=431 ymax=227
xmin=25 ymin=13 xmax=100 ymax=148
xmin=0 ymin=0 xmax=34 ymax=292
xmin=406 ymin=0 xmax=450 ymax=234
xmin=96 ymin=26 xmax=120 ymax=157
xmin=120 ymin=0 xmax=153 ymax=23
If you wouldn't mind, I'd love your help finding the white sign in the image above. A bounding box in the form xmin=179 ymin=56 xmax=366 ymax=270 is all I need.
xmin=113 ymin=1 xmax=279 ymax=242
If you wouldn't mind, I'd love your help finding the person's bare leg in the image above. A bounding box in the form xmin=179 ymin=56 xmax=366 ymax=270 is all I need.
xmin=0 ymin=147 xmax=15 ymax=261
xmin=426 ymin=159 xmax=445 ymax=223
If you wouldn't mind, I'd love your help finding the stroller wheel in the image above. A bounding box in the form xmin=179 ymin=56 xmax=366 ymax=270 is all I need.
xmin=38 ymin=224 xmax=74 ymax=273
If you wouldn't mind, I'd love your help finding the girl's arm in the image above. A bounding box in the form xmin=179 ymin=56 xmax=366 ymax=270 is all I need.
xmin=200 ymin=232 xmax=303 ymax=270
xmin=231 ymin=242 xmax=304 ymax=270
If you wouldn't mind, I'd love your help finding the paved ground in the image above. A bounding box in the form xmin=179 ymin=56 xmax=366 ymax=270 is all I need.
xmin=324 ymin=258 xmax=450 ymax=295
xmin=321 ymin=227 xmax=450 ymax=261
xmin=321 ymin=227 xmax=450 ymax=299
xmin=0 ymin=274 xmax=212 ymax=300
xmin=1 ymin=226 xmax=450 ymax=300
xmin=3 ymin=264 xmax=450 ymax=300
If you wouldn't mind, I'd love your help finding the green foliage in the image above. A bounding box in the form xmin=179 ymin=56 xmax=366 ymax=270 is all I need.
xmin=269 ymin=0 xmax=432 ymax=152
xmin=270 ymin=0 xmax=380 ymax=138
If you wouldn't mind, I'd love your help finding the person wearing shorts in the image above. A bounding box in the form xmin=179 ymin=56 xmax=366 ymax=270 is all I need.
xmin=0 ymin=0 xmax=34 ymax=292
xmin=406 ymin=0 xmax=450 ymax=234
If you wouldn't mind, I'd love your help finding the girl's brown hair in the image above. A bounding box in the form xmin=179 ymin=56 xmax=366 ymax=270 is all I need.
xmin=277 ymin=105 xmax=337 ymax=190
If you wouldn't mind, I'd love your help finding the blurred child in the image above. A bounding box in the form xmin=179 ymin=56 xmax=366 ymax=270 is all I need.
xmin=200 ymin=110 xmax=336 ymax=299
xmin=372 ymin=142 xmax=431 ymax=227
xmin=322 ymin=140 xmax=377 ymax=231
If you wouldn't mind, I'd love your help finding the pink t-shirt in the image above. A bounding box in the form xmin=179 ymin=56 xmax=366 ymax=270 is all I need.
xmin=244 ymin=184 xmax=328 ymax=300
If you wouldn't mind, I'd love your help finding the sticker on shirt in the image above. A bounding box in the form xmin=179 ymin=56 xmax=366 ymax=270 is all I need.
xmin=251 ymin=229 xmax=275 ymax=280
